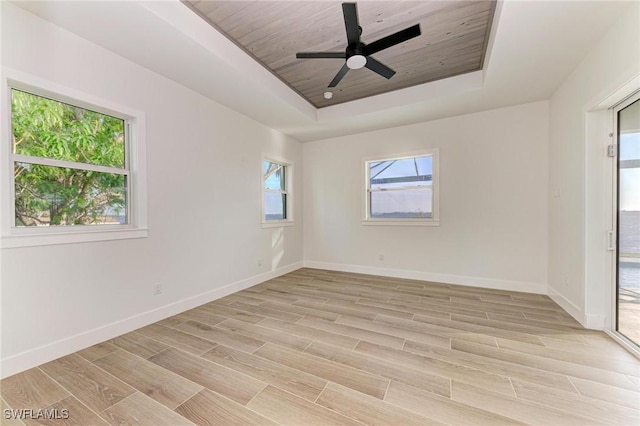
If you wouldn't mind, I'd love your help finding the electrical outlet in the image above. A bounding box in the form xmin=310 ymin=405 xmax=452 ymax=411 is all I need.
xmin=258 ymin=259 xmax=263 ymax=267
xmin=153 ymin=283 xmax=163 ymax=296
xmin=379 ymin=254 xmax=385 ymax=261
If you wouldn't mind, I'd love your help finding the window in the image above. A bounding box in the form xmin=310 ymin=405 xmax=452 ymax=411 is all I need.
xmin=363 ymin=150 xmax=439 ymax=226
xmin=2 ymin=74 xmax=147 ymax=247
xmin=262 ymin=158 xmax=293 ymax=226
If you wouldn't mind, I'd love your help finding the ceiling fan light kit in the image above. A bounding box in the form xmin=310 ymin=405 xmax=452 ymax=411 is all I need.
xmin=296 ymin=2 xmax=422 ymax=88
xmin=347 ymin=54 xmax=366 ymax=70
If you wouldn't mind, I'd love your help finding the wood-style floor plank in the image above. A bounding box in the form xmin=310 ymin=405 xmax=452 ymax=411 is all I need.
xmin=245 ymin=288 xmax=329 ymax=305
xmin=102 ymin=392 xmax=195 ymax=426
xmin=510 ymin=378 xmax=640 ymax=425
xmin=413 ymin=314 xmax=547 ymax=346
xmin=327 ymin=299 xmax=414 ymax=319
xmin=0 ymin=368 xmax=69 ymax=411
xmin=174 ymin=320 xmax=265 ymax=353
xmin=293 ymin=299 xmax=378 ymax=320
xmin=93 ymin=350 xmax=203 ymax=410
xmin=451 ymin=380 xmax=608 ymax=425
xmin=403 ymin=339 xmax=577 ymax=393
xmin=355 ymin=341 xmax=515 ymax=396
xmin=315 ymin=382 xmax=444 ymax=426
xmin=215 ymin=318 xmax=313 ymax=351
xmin=134 ymin=324 xmax=215 ymax=355
xmin=304 ymin=341 xmax=451 ymax=397
xmin=452 ymin=339 xmax=638 ymax=390
xmin=23 ymin=396 xmax=109 ymax=426
xmin=297 ymin=316 xmax=405 ymax=349
xmin=246 ymin=385 xmax=365 ymax=426
xmin=175 ymin=389 xmax=277 ymax=426
xmin=385 ymin=381 xmax=524 ymax=426
xmin=257 ymin=300 xmax=341 ymax=321
xmin=1 ymin=397 xmax=26 ymax=426
xmin=496 ymin=337 xmax=640 ymax=376
xmin=172 ymin=309 xmax=227 ymax=327
xmin=451 ymin=313 xmax=595 ymax=343
xmin=254 ymin=343 xmax=390 ymax=399
xmin=337 ymin=315 xmax=451 ymax=349
xmin=148 ymin=348 xmax=266 ymax=405
xmin=257 ymin=317 xmax=359 ymax=349
xmin=76 ymin=342 xmax=119 ymax=362
xmin=108 ymin=332 xmax=170 ymax=359
xmin=227 ymin=302 xmax=304 ymax=323
xmin=568 ymin=376 xmax=640 ymax=410
xmin=373 ymin=314 xmax=500 ymax=347
xmin=356 ymin=298 xmax=453 ymax=320
xmin=39 ymin=354 xmax=135 ymax=412
xmin=540 ymin=335 xmax=635 ymax=361
xmin=201 ymin=345 xmax=327 ymax=402
xmin=197 ymin=304 xmax=266 ymax=324
xmin=2 ymin=268 xmax=638 ymax=425
xmin=155 ymin=316 xmax=189 ymax=329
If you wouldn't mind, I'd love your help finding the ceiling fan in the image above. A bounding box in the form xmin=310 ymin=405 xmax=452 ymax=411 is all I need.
xmin=296 ymin=2 xmax=421 ymax=88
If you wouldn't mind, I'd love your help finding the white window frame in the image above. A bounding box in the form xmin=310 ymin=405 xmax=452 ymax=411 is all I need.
xmin=362 ymin=149 xmax=440 ymax=227
xmin=1 ymin=68 xmax=148 ymax=248
xmin=261 ymin=156 xmax=294 ymax=228
xmin=607 ymin=89 xmax=640 ymax=355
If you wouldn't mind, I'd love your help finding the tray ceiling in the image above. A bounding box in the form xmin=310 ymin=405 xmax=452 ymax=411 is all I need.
xmin=184 ymin=1 xmax=497 ymax=108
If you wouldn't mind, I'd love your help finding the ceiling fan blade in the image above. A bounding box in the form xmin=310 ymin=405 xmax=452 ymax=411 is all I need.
xmin=296 ymin=52 xmax=346 ymax=59
xmin=365 ymin=56 xmax=396 ymax=79
xmin=328 ymin=63 xmax=350 ymax=87
xmin=342 ymin=2 xmax=360 ymax=46
xmin=365 ymin=24 xmax=421 ymax=55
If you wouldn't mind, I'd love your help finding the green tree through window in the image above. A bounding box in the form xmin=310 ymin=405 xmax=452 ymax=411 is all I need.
xmin=11 ymin=89 xmax=129 ymax=226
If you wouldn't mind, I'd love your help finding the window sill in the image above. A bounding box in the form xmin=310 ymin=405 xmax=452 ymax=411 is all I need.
xmin=1 ymin=227 xmax=149 ymax=248
xmin=261 ymin=220 xmax=295 ymax=229
xmin=361 ymin=220 xmax=440 ymax=227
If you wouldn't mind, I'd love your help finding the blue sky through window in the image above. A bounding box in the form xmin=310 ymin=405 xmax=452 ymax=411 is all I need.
xmin=620 ymin=133 xmax=640 ymax=211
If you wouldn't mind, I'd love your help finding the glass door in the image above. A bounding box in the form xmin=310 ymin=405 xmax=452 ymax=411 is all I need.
xmin=615 ymin=94 xmax=640 ymax=346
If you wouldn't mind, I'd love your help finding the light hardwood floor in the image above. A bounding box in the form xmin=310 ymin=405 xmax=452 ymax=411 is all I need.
xmin=2 ymin=268 xmax=639 ymax=425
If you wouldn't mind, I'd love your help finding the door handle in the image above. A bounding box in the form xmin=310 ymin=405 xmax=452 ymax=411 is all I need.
xmin=607 ymin=231 xmax=616 ymax=251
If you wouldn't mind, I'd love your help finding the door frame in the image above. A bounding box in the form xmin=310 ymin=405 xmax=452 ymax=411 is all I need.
xmin=607 ymin=90 xmax=640 ymax=356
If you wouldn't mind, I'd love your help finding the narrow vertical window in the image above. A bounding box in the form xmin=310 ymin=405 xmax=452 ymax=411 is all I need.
xmin=263 ymin=159 xmax=291 ymax=223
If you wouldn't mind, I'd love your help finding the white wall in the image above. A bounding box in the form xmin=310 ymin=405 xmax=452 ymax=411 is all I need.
xmin=547 ymin=1 xmax=640 ymax=328
xmin=0 ymin=3 xmax=303 ymax=377
xmin=303 ymin=101 xmax=549 ymax=293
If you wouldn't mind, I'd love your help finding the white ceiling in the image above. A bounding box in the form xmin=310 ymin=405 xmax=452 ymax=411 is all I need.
xmin=14 ymin=0 xmax=633 ymax=142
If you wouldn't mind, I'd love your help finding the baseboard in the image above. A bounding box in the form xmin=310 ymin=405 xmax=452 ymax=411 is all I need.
xmin=547 ymin=285 xmax=586 ymax=326
xmin=583 ymin=314 xmax=605 ymax=330
xmin=0 ymin=261 xmax=303 ymax=379
xmin=303 ymin=261 xmax=547 ymax=294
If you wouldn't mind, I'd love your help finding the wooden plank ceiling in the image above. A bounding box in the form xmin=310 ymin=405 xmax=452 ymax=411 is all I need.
xmin=184 ymin=1 xmax=496 ymax=108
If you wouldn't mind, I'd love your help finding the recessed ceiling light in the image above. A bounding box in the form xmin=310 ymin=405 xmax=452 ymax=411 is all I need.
xmin=323 ymin=91 xmax=333 ymax=99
